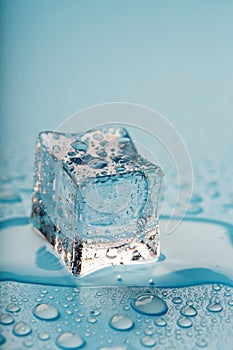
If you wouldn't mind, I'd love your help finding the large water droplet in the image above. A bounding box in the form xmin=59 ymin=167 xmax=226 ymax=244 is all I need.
xmin=131 ymin=294 xmax=168 ymax=316
xmin=0 ymin=312 xmax=14 ymax=325
xmin=33 ymin=303 xmax=60 ymax=320
xmin=13 ymin=321 xmax=32 ymax=336
xmin=6 ymin=303 xmax=21 ymax=313
xmin=206 ymin=302 xmax=223 ymax=313
xmin=177 ymin=316 xmax=193 ymax=328
xmin=56 ymin=332 xmax=85 ymax=349
xmin=180 ymin=305 xmax=197 ymax=317
xmin=109 ymin=314 xmax=134 ymax=331
xmin=140 ymin=335 xmax=156 ymax=347
xmin=71 ymin=141 xmax=88 ymax=152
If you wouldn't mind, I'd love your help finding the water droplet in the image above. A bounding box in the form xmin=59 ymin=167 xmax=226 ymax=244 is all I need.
xmin=23 ymin=338 xmax=33 ymax=347
xmin=196 ymin=339 xmax=208 ymax=348
xmin=88 ymin=317 xmax=97 ymax=324
xmin=0 ymin=312 xmax=14 ymax=325
xmin=53 ymin=145 xmax=61 ymax=153
xmin=0 ymin=333 xmax=6 ymax=346
xmin=140 ymin=335 xmax=156 ymax=347
xmin=89 ymin=158 xmax=107 ymax=169
xmin=154 ymin=317 xmax=167 ymax=327
xmin=177 ymin=316 xmax=193 ymax=328
xmin=131 ymin=294 xmax=168 ymax=316
xmin=96 ymin=150 xmax=107 ymax=158
xmin=13 ymin=321 xmax=32 ymax=336
xmin=117 ymin=275 xmax=122 ymax=282
xmin=6 ymin=303 xmax=21 ymax=313
xmin=180 ymin=305 xmax=197 ymax=317
xmin=38 ymin=330 xmax=50 ymax=341
xmin=148 ymin=279 xmax=154 ymax=286
xmin=90 ymin=310 xmax=100 ymax=316
xmin=106 ymin=248 xmax=117 ymax=259
xmin=172 ymin=297 xmax=182 ymax=304
xmin=206 ymin=302 xmax=223 ymax=313
xmin=56 ymin=332 xmax=85 ymax=349
xmin=212 ymin=283 xmax=221 ymax=291
xmin=33 ymin=303 xmax=60 ymax=320
xmin=93 ymin=133 xmax=103 ymax=141
xmin=116 ymin=166 xmax=126 ymax=173
xmin=71 ymin=141 xmax=88 ymax=152
xmin=109 ymin=314 xmax=134 ymax=331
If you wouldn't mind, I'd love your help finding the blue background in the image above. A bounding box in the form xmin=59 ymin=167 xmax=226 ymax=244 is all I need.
xmin=1 ymin=0 xmax=233 ymax=163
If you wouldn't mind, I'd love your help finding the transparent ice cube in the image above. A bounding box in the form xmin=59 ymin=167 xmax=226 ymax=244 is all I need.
xmin=31 ymin=127 xmax=163 ymax=276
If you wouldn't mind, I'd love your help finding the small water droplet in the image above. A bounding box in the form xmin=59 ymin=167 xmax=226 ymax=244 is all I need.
xmin=140 ymin=335 xmax=156 ymax=347
xmin=212 ymin=283 xmax=221 ymax=291
xmin=117 ymin=275 xmax=122 ymax=282
xmin=172 ymin=297 xmax=182 ymax=304
xmin=88 ymin=317 xmax=97 ymax=324
xmin=177 ymin=317 xmax=193 ymax=328
xmin=6 ymin=303 xmax=21 ymax=313
xmin=90 ymin=310 xmax=100 ymax=316
xmin=89 ymin=158 xmax=107 ymax=169
xmin=109 ymin=314 xmax=134 ymax=331
xmin=131 ymin=294 xmax=168 ymax=316
xmin=180 ymin=305 xmax=197 ymax=317
xmin=71 ymin=141 xmax=88 ymax=152
xmin=106 ymin=248 xmax=118 ymax=259
xmin=13 ymin=321 xmax=32 ymax=336
xmin=0 ymin=312 xmax=14 ymax=325
xmin=53 ymin=145 xmax=61 ymax=153
xmin=56 ymin=332 xmax=85 ymax=349
xmin=23 ymin=338 xmax=33 ymax=348
xmin=93 ymin=133 xmax=103 ymax=141
xmin=196 ymin=339 xmax=208 ymax=348
xmin=96 ymin=150 xmax=107 ymax=158
xmin=38 ymin=330 xmax=50 ymax=341
xmin=33 ymin=303 xmax=60 ymax=320
xmin=154 ymin=317 xmax=167 ymax=327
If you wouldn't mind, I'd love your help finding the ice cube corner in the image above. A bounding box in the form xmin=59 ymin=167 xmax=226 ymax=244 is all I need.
xmin=31 ymin=127 xmax=163 ymax=276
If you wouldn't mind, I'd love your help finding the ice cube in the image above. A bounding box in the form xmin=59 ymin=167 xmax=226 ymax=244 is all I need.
xmin=31 ymin=127 xmax=163 ymax=276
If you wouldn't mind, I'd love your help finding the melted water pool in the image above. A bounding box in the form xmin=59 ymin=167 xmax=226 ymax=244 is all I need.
xmin=0 ymin=214 xmax=232 ymax=349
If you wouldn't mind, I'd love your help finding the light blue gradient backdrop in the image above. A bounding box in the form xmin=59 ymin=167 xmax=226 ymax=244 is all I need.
xmin=1 ymin=0 xmax=233 ymax=162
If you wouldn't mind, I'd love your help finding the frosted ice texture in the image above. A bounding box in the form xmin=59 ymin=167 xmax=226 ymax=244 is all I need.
xmin=31 ymin=127 xmax=163 ymax=276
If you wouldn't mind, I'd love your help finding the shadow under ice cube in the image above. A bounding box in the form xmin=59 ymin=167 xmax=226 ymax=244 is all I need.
xmin=31 ymin=127 xmax=163 ymax=276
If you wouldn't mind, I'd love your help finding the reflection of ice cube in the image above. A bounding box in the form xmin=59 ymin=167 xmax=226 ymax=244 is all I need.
xmin=31 ymin=127 xmax=163 ymax=276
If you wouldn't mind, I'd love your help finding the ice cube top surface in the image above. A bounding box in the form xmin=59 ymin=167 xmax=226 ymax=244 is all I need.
xmin=39 ymin=127 xmax=162 ymax=183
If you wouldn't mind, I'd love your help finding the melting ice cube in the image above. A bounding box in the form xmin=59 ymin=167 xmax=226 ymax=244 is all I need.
xmin=31 ymin=127 xmax=163 ymax=276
